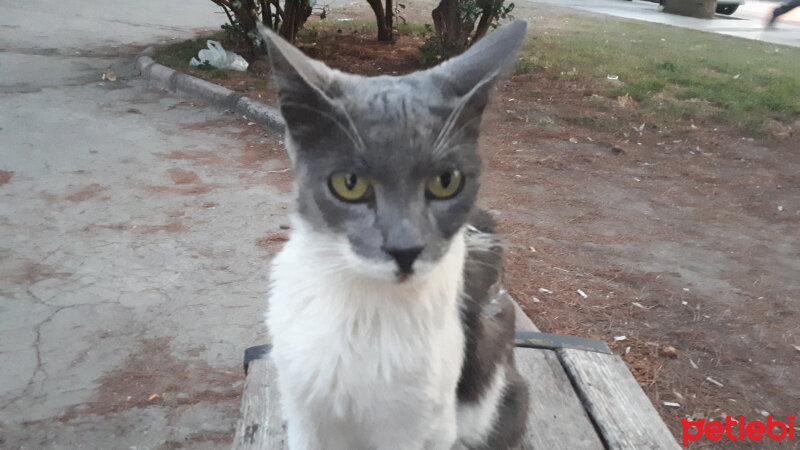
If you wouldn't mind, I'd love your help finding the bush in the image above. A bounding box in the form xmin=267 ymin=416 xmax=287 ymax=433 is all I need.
xmin=210 ymin=0 xmax=313 ymax=52
xmin=430 ymin=0 xmax=514 ymax=58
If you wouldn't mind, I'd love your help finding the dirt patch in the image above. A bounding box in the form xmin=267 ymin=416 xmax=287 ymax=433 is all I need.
xmin=159 ymin=431 xmax=234 ymax=450
xmin=65 ymin=184 xmax=106 ymax=202
xmin=0 ymin=254 xmax=71 ymax=285
xmin=84 ymin=222 xmax=190 ymax=233
xmin=58 ymin=338 xmax=241 ymax=426
xmin=157 ymin=151 xmax=226 ymax=167
xmin=144 ymin=184 xmax=220 ymax=196
xmin=262 ymin=169 xmax=293 ymax=194
xmin=480 ymin=71 xmax=800 ymax=441
xmin=255 ymin=232 xmax=289 ymax=253
xmin=167 ymin=168 xmax=200 ymax=185
xmin=0 ymin=170 xmax=13 ymax=186
xmin=298 ymin=32 xmax=425 ymax=77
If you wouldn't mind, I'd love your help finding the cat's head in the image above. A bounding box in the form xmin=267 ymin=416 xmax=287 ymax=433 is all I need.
xmin=259 ymin=22 xmax=526 ymax=283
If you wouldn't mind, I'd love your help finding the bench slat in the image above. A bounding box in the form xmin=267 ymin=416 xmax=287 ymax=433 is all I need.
xmin=515 ymin=347 xmax=604 ymax=450
xmin=512 ymin=294 xmax=539 ymax=333
xmin=558 ymin=348 xmax=680 ymax=449
xmin=232 ymin=357 xmax=286 ymax=450
xmin=232 ymin=299 xmax=679 ymax=450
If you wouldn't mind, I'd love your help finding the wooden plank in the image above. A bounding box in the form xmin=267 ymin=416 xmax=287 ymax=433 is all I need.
xmin=512 ymin=296 xmax=539 ymax=332
xmin=515 ymin=347 xmax=605 ymax=450
xmin=231 ymin=357 xmax=286 ymax=450
xmin=234 ymin=298 xmax=677 ymax=450
xmin=558 ymin=348 xmax=681 ymax=450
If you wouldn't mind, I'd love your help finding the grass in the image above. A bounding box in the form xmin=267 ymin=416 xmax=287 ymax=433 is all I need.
xmin=514 ymin=14 xmax=800 ymax=134
xmin=152 ymin=31 xmax=231 ymax=79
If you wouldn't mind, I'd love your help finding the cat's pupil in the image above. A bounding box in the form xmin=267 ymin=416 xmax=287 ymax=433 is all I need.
xmin=440 ymin=172 xmax=452 ymax=188
xmin=345 ymin=174 xmax=357 ymax=190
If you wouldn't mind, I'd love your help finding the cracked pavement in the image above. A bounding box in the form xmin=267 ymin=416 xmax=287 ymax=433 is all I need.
xmin=0 ymin=1 xmax=291 ymax=448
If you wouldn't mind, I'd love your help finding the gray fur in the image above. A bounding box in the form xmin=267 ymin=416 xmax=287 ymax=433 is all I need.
xmin=460 ymin=212 xmax=528 ymax=448
xmin=259 ymin=21 xmax=528 ymax=448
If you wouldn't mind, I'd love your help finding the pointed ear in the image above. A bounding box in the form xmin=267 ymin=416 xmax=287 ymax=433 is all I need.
xmin=256 ymin=23 xmax=357 ymax=155
xmin=430 ymin=20 xmax=527 ymax=97
xmin=426 ymin=21 xmax=527 ymax=147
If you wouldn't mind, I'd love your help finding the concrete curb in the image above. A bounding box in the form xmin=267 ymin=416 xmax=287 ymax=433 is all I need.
xmin=135 ymin=53 xmax=285 ymax=133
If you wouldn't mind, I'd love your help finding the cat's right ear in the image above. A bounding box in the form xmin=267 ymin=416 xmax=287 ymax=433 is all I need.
xmin=256 ymin=24 xmax=355 ymax=155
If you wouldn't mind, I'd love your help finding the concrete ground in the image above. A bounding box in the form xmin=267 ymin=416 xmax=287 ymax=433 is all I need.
xmin=0 ymin=1 xmax=290 ymax=448
xmin=530 ymin=0 xmax=800 ymax=47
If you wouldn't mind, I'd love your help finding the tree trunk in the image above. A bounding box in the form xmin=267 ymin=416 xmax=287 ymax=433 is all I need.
xmin=279 ymin=0 xmax=311 ymax=43
xmin=432 ymin=0 xmax=472 ymax=56
xmin=472 ymin=0 xmax=502 ymax=42
xmin=385 ymin=0 xmax=394 ymax=39
xmin=367 ymin=0 xmax=393 ymax=41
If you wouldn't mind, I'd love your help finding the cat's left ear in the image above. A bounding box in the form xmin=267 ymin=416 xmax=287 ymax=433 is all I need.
xmin=426 ymin=21 xmax=528 ymax=139
xmin=256 ymin=23 xmax=355 ymax=156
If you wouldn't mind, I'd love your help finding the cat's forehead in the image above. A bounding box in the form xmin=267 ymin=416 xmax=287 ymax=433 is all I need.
xmin=334 ymin=74 xmax=457 ymax=137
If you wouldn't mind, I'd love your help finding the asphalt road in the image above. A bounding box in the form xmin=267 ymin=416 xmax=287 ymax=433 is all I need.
xmin=0 ymin=1 xmax=288 ymax=448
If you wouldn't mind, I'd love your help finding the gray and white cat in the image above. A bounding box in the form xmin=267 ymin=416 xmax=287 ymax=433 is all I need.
xmin=259 ymin=20 xmax=529 ymax=450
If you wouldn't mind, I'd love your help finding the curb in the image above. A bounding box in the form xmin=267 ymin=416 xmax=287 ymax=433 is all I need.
xmin=135 ymin=53 xmax=285 ymax=133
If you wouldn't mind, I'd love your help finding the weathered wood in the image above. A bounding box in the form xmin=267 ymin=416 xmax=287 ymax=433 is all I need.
xmin=513 ymin=296 xmax=539 ymax=333
xmin=515 ymin=347 xmax=604 ymax=450
xmin=558 ymin=348 xmax=681 ymax=449
xmin=232 ymin=357 xmax=286 ymax=450
xmin=232 ymin=299 xmax=679 ymax=450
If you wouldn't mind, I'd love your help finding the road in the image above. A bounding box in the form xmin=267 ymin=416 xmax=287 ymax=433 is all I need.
xmin=530 ymin=0 xmax=800 ymax=47
xmin=0 ymin=1 xmax=289 ymax=448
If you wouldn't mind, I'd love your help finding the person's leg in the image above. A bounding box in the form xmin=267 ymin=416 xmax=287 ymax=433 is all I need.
xmin=773 ymin=0 xmax=800 ymax=20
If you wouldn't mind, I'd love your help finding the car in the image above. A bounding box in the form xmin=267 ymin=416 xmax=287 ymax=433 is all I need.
xmin=640 ymin=0 xmax=745 ymax=15
xmin=715 ymin=0 xmax=744 ymax=14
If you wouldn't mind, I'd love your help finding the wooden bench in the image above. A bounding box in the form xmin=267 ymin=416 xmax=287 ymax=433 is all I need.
xmin=232 ymin=299 xmax=680 ymax=449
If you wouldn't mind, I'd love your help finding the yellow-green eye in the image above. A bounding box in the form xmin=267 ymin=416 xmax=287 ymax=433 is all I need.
xmin=329 ymin=172 xmax=373 ymax=202
xmin=425 ymin=170 xmax=464 ymax=200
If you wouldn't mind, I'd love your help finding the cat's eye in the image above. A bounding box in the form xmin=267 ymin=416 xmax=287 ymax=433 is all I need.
xmin=329 ymin=172 xmax=374 ymax=202
xmin=425 ymin=170 xmax=464 ymax=200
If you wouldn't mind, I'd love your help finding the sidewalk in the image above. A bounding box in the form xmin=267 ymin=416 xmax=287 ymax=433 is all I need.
xmin=528 ymin=0 xmax=800 ymax=47
xmin=1 ymin=1 xmax=287 ymax=448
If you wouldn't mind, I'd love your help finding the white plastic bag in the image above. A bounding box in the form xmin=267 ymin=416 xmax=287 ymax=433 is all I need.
xmin=189 ymin=40 xmax=249 ymax=72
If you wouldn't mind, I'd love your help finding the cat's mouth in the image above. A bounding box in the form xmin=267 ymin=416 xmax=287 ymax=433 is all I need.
xmin=395 ymin=272 xmax=411 ymax=283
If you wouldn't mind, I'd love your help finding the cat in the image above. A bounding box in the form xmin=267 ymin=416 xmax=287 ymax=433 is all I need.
xmin=259 ymin=20 xmax=529 ymax=450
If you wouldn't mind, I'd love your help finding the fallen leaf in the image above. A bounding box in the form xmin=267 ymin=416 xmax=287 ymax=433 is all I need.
xmin=661 ymin=346 xmax=678 ymax=359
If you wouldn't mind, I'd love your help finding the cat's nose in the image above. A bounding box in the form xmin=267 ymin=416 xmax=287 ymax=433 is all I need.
xmin=383 ymin=246 xmax=424 ymax=275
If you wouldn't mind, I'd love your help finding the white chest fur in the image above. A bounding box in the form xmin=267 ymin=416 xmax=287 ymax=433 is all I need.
xmin=267 ymin=219 xmax=467 ymax=449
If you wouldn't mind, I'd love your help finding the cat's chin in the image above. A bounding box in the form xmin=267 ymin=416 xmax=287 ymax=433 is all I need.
xmin=351 ymin=259 xmax=436 ymax=285
xmin=342 ymin=251 xmax=440 ymax=285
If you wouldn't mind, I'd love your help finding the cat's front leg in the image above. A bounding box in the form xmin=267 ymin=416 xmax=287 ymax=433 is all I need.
xmin=424 ymin=402 xmax=459 ymax=450
xmin=281 ymin=394 xmax=325 ymax=450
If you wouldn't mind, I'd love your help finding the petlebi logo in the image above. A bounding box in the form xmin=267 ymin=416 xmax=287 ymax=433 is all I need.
xmin=681 ymin=414 xmax=796 ymax=446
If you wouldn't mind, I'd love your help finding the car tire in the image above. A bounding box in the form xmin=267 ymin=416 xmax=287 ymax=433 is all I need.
xmin=716 ymin=4 xmax=738 ymax=14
